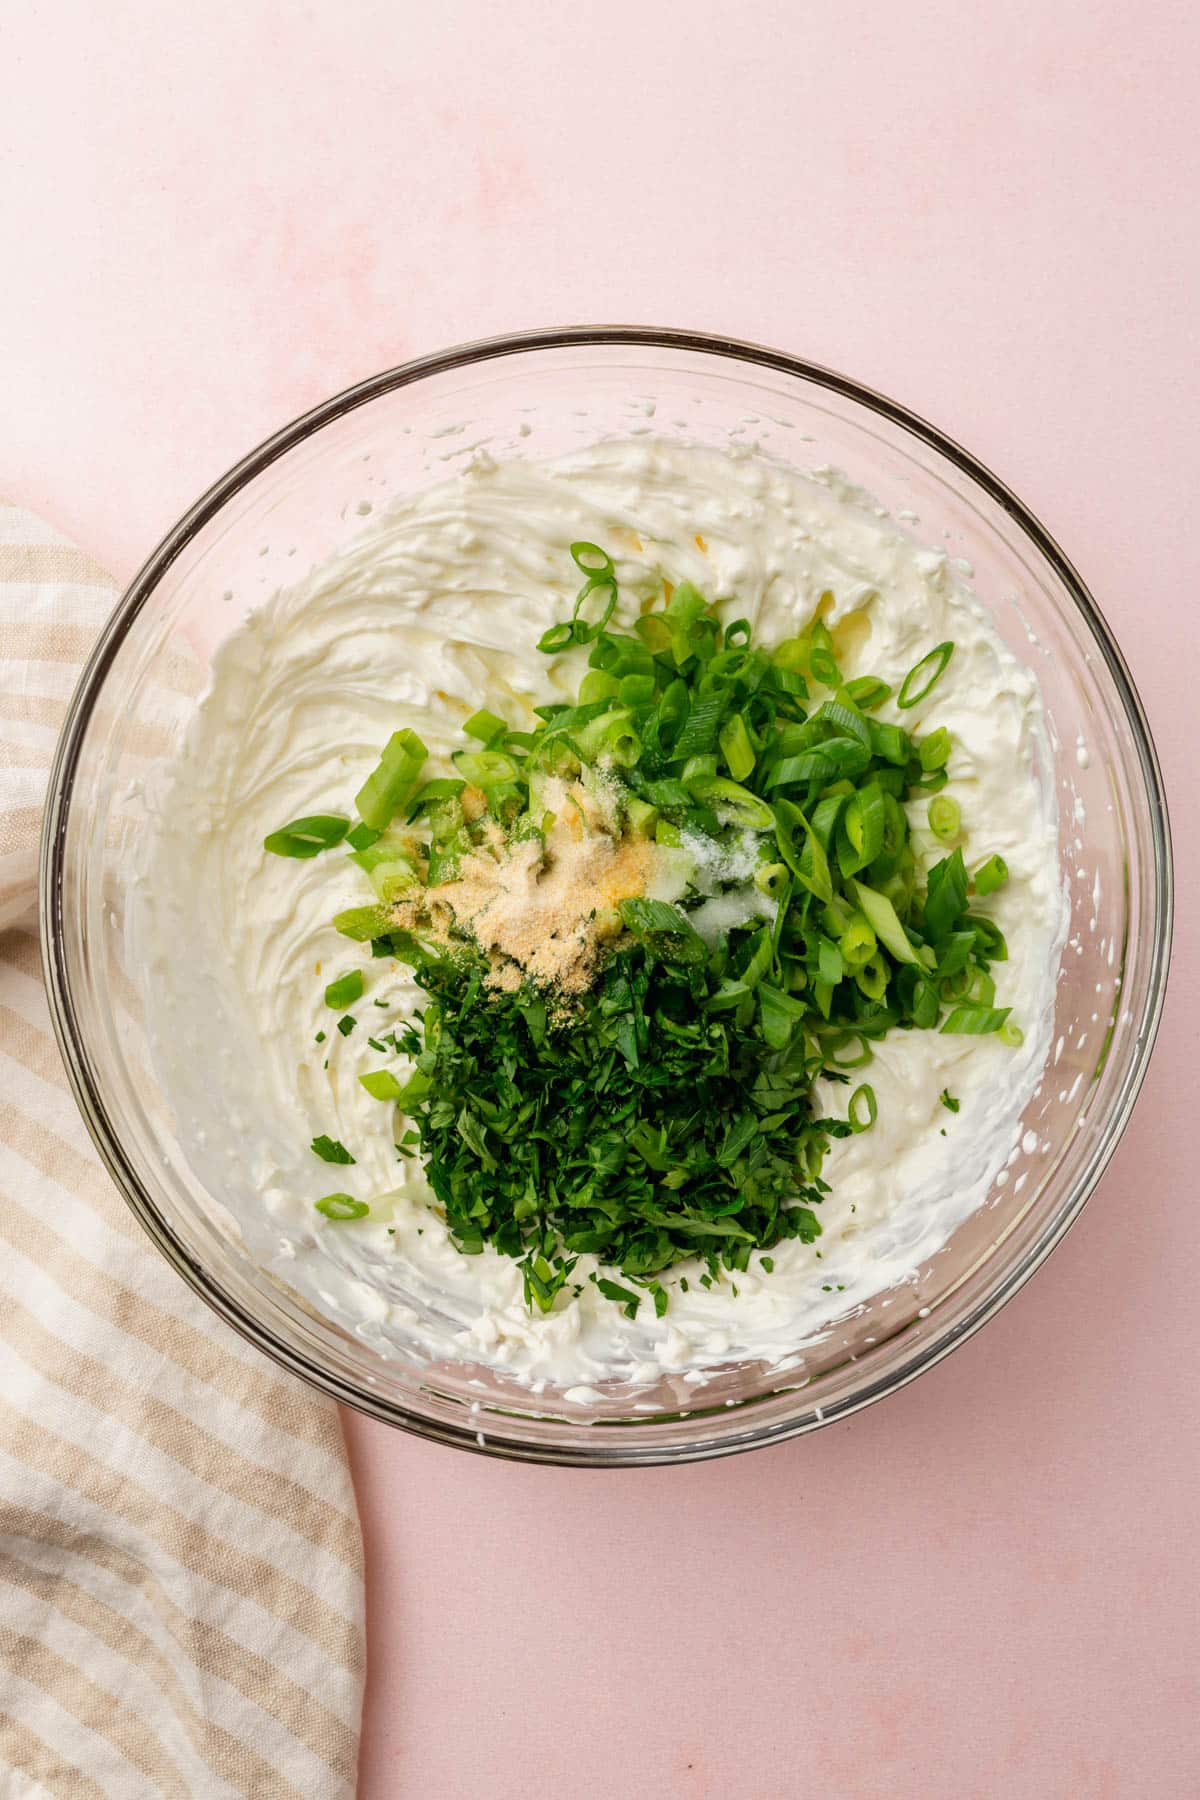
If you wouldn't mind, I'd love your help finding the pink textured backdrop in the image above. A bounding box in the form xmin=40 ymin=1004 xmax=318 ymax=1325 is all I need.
xmin=3 ymin=2 xmax=1196 ymax=1795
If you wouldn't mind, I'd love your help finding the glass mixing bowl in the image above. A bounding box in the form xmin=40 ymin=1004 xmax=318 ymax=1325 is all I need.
xmin=40 ymin=328 xmax=1172 ymax=1465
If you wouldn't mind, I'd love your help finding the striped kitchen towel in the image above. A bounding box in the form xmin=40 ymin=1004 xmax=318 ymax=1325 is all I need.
xmin=0 ymin=503 xmax=365 ymax=1798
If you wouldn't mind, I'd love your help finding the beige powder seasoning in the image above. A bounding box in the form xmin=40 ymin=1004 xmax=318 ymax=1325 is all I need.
xmin=401 ymin=778 xmax=657 ymax=994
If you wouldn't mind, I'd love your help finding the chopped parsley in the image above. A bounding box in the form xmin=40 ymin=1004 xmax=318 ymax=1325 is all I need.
xmin=311 ymin=1135 xmax=355 ymax=1165
xmin=395 ymin=945 xmax=837 ymax=1298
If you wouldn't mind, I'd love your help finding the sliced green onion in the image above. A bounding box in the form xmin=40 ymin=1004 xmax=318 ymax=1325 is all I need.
xmin=942 ymin=966 xmax=972 ymax=1001
xmin=572 ymin=708 xmax=639 ymax=765
xmin=771 ymin=635 xmax=808 ymax=673
xmin=974 ymin=854 xmax=1009 ymax=897
xmin=665 ymin=580 xmax=707 ymax=627
xmin=897 ymin=641 xmax=954 ymax=709
xmin=368 ymin=859 xmax=419 ymax=902
xmin=808 ymin=622 xmax=841 ymax=688
xmin=624 ymin=797 xmax=658 ymax=838
xmin=537 ymin=620 xmax=575 ymax=654
xmin=825 ymin=1031 xmax=874 ymax=1069
xmin=571 ymin=573 xmax=618 ymax=643
xmin=692 ymin=776 xmax=774 ymax=832
xmin=463 ymin=707 xmax=507 ymax=742
xmin=346 ymin=822 xmax=381 ymax=852
xmin=452 ymin=748 xmax=518 ymax=788
xmin=324 ymin=970 xmax=364 ymax=1009
xmin=658 ymin=676 xmax=689 ymax=724
xmin=355 ymin=728 xmax=428 ymax=831
xmin=578 ymin=669 xmax=621 ymax=706
xmin=940 ymin=1004 xmax=1011 ymax=1035
xmin=811 ymin=698 xmax=872 ymax=749
xmin=681 ymin=752 xmax=719 ymax=790
xmin=848 ymin=1084 xmax=877 ymax=1132
xmin=922 ymin=849 xmax=969 ymax=941
xmin=767 ymin=739 xmax=872 ymax=790
xmin=315 ymin=1193 xmax=369 ymax=1220
xmin=854 ymin=952 xmax=889 ymax=1000
xmin=774 ymin=799 xmax=834 ymax=904
xmin=810 ymin=790 xmax=849 ymax=851
xmin=868 ymin=720 xmax=911 ymax=765
xmin=351 ymin=829 xmax=419 ymax=900
xmin=998 ymin=1020 xmax=1024 ymax=1047
xmin=333 ymin=904 xmax=393 ymax=941
xmin=967 ymin=913 xmax=1008 ymax=963
xmin=851 ymin=879 xmax=920 ymax=965
xmin=838 ymin=783 xmax=886 ymax=876
xmin=486 ymin=783 xmax=523 ymax=824
xmin=359 ymin=1070 xmax=404 ymax=1101
xmin=350 ymin=828 xmax=413 ymax=872
xmin=918 ymin=727 xmax=952 ymax=771
xmin=754 ymin=860 xmax=790 ymax=899
xmin=872 ymin=765 xmax=906 ymax=799
xmin=641 ymin=777 xmax=691 ymax=809
xmin=928 ymin=795 xmax=962 ymax=841
xmin=719 ymin=712 xmax=756 ymax=781
xmin=839 ymin=913 xmax=877 ymax=970
xmin=911 ymin=975 xmax=940 ymax=1029
xmin=406 ymin=778 xmax=466 ymax=820
xmin=570 ymin=541 xmax=614 ymax=576
xmin=841 ymin=675 xmax=893 ymax=712
xmin=936 ymin=933 xmax=975 ymax=979
xmin=595 ymin=636 xmax=653 ymax=681
xmin=672 ymin=692 xmax=726 ymax=761
xmin=968 ymin=968 xmax=997 ymax=1006
xmin=264 ymin=814 xmax=350 ymax=859
xmin=618 ymin=672 xmax=656 ymax=707
xmin=634 ymin=612 xmax=673 ymax=654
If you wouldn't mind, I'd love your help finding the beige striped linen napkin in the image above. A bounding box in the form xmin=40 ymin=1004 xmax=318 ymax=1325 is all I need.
xmin=0 ymin=503 xmax=365 ymax=1798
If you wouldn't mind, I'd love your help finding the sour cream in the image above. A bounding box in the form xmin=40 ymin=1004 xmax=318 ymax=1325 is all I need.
xmin=134 ymin=441 xmax=1064 ymax=1389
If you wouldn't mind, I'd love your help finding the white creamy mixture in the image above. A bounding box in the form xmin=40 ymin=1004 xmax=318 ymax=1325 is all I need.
xmin=135 ymin=441 xmax=1064 ymax=1390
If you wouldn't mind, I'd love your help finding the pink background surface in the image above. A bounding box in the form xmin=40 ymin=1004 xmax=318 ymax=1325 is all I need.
xmin=3 ymin=3 xmax=1197 ymax=1794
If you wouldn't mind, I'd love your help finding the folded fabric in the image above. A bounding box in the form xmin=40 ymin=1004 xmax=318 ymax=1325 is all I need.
xmin=0 ymin=502 xmax=365 ymax=1798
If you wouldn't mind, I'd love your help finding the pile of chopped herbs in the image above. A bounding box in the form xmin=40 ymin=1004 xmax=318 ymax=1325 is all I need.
xmin=267 ymin=542 xmax=1018 ymax=1319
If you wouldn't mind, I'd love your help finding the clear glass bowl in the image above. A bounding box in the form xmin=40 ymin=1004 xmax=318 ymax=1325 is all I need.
xmin=40 ymin=328 xmax=1172 ymax=1465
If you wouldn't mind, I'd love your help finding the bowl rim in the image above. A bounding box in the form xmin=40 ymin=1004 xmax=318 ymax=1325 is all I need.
xmin=38 ymin=324 xmax=1174 ymax=1465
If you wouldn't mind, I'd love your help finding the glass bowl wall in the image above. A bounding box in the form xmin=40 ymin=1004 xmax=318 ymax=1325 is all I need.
xmin=41 ymin=330 xmax=1172 ymax=1464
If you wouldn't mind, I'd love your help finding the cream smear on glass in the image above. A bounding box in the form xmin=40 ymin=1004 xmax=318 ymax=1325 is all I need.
xmin=134 ymin=440 xmax=1064 ymax=1391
